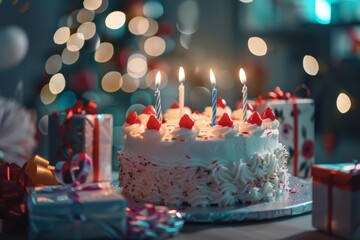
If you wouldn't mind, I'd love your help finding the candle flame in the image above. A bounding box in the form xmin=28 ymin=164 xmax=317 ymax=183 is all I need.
xmin=239 ymin=68 xmax=247 ymax=84
xmin=210 ymin=68 xmax=216 ymax=86
xmin=155 ymin=71 xmax=161 ymax=86
xmin=179 ymin=66 xmax=185 ymax=83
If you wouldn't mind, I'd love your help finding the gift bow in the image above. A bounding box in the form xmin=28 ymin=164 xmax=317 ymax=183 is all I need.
xmin=64 ymin=101 xmax=97 ymax=120
xmin=54 ymin=152 xmax=92 ymax=186
xmin=257 ymin=85 xmax=311 ymax=101
xmin=24 ymin=155 xmax=58 ymax=186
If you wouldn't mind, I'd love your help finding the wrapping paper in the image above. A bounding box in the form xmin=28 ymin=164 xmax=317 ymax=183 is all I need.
xmin=312 ymin=163 xmax=360 ymax=240
xmin=27 ymin=182 xmax=127 ymax=239
xmin=48 ymin=110 xmax=113 ymax=183
xmin=256 ymin=96 xmax=315 ymax=178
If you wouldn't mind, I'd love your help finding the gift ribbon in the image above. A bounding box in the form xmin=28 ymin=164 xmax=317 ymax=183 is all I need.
xmin=257 ymin=85 xmax=310 ymax=176
xmin=126 ymin=203 xmax=184 ymax=239
xmin=54 ymin=101 xmax=100 ymax=182
xmin=313 ymin=162 xmax=360 ymax=234
xmin=24 ymin=155 xmax=58 ymax=186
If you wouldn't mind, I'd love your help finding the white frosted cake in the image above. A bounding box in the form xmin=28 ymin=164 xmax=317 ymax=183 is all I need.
xmin=119 ymin=103 xmax=290 ymax=207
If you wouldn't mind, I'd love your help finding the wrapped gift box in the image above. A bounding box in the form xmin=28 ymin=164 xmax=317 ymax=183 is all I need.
xmin=27 ymin=182 xmax=126 ymax=239
xmin=48 ymin=108 xmax=113 ymax=183
xmin=255 ymin=97 xmax=315 ymax=178
xmin=312 ymin=163 xmax=360 ymax=239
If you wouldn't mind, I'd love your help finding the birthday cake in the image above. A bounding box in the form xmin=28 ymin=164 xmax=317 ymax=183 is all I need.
xmin=118 ymin=101 xmax=290 ymax=207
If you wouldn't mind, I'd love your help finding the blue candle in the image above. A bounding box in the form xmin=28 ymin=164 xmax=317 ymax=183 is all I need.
xmin=239 ymin=68 xmax=248 ymax=122
xmin=210 ymin=69 xmax=217 ymax=126
xmin=155 ymin=71 xmax=162 ymax=121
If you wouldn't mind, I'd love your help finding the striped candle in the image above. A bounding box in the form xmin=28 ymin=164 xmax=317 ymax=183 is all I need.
xmin=210 ymin=69 xmax=217 ymax=126
xmin=179 ymin=66 xmax=185 ymax=117
xmin=155 ymin=71 xmax=162 ymax=121
xmin=239 ymin=68 xmax=248 ymax=122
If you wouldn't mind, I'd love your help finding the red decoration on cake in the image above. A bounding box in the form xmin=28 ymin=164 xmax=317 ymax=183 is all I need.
xmin=193 ymin=110 xmax=199 ymax=114
xmin=179 ymin=114 xmax=194 ymax=129
xmin=247 ymin=112 xmax=262 ymax=126
xmin=218 ymin=113 xmax=233 ymax=127
xmin=142 ymin=105 xmax=156 ymax=115
xmin=147 ymin=115 xmax=161 ymax=131
xmin=261 ymin=107 xmax=276 ymax=121
xmin=216 ymin=97 xmax=226 ymax=109
xmin=126 ymin=112 xmax=141 ymax=125
xmin=170 ymin=102 xmax=179 ymax=109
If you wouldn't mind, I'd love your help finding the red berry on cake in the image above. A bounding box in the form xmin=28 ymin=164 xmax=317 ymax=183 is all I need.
xmin=247 ymin=112 xmax=263 ymax=126
xmin=179 ymin=114 xmax=195 ymax=129
xmin=216 ymin=97 xmax=227 ymax=109
xmin=218 ymin=113 xmax=233 ymax=127
xmin=147 ymin=115 xmax=161 ymax=130
xmin=142 ymin=105 xmax=156 ymax=115
xmin=170 ymin=102 xmax=179 ymax=109
xmin=125 ymin=111 xmax=141 ymax=125
xmin=261 ymin=107 xmax=276 ymax=121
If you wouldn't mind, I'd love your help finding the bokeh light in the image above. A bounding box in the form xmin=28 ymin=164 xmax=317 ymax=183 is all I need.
xmin=40 ymin=84 xmax=57 ymax=105
xmin=105 ymin=11 xmax=126 ymax=30
xmin=95 ymin=0 xmax=108 ymax=13
xmin=336 ymin=93 xmax=351 ymax=114
xmin=127 ymin=54 xmax=147 ymax=78
xmin=239 ymin=0 xmax=253 ymax=3
xmin=303 ymin=55 xmax=319 ymax=76
xmin=53 ymin=27 xmax=70 ymax=45
xmin=67 ymin=33 xmax=85 ymax=52
xmin=143 ymin=1 xmax=164 ymax=19
xmin=144 ymin=18 xmax=158 ymax=36
xmin=38 ymin=115 xmax=49 ymax=135
xmin=121 ymin=74 xmax=140 ymax=93
xmin=77 ymin=22 xmax=96 ymax=40
xmin=83 ymin=0 xmax=102 ymax=11
xmin=248 ymin=37 xmax=268 ymax=56
xmin=129 ymin=16 xmax=150 ymax=35
xmin=101 ymin=71 xmax=123 ymax=92
xmin=94 ymin=42 xmax=114 ymax=63
xmin=177 ymin=0 xmax=199 ymax=35
xmin=59 ymin=91 xmax=77 ymax=110
xmin=180 ymin=34 xmax=191 ymax=49
xmin=49 ymin=73 xmax=66 ymax=94
xmin=126 ymin=103 xmax=146 ymax=115
xmin=76 ymin=8 xmax=95 ymax=23
xmin=45 ymin=54 xmax=62 ymax=74
xmin=144 ymin=36 xmax=166 ymax=56
xmin=62 ymin=48 xmax=79 ymax=65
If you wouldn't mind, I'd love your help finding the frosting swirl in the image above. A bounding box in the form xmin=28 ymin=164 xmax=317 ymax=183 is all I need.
xmin=263 ymin=118 xmax=280 ymax=129
xmin=141 ymin=126 xmax=166 ymax=141
xmin=203 ymin=106 xmax=232 ymax=118
xmin=123 ymin=123 xmax=144 ymax=136
xmin=171 ymin=125 xmax=199 ymax=141
xmin=164 ymin=107 xmax=191 ymax=121
xmin=211 ymin=125 xmax=238 ymax=138
xmin=239 ymin=122 xmax=265 ymax=136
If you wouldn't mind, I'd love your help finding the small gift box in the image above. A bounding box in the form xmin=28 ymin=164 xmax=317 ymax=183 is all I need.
xmin=255 ymin=87 xmax=315 ymax=178
xmin=27 ymin=181 xmax=127 ymax=239
xmin=48 ymin=101 xmax=113 ymax=183
xmin=312 ymin=163 xmax=360 ymax=240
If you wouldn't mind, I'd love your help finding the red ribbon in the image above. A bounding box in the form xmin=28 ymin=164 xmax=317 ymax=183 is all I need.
xmin=55 ymin=101 xmax=100 ymax=182
xmin=257 ymin=85 xmax=310 ymax=177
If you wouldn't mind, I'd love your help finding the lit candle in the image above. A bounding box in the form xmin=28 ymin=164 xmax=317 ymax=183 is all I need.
xmin=210 ymin=69 xmax=217 ymax=126
xmin=239 ymin=68 xmax=248 ymax=122
xmin=155 ymin=71 xmax=162 ymax=121
xmin=179 ymin=66 xmax=185 ymax=117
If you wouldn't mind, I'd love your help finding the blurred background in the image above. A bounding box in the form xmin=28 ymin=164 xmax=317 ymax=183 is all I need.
xmin=0 ymin=0 xmax=358 ymax=167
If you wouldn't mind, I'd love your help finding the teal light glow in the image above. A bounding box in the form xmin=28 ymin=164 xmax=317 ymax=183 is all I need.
xmin=315 ymin=0 xmax=331 ymax=24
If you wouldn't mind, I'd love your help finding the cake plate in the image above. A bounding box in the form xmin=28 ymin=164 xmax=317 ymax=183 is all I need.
xmin=113 ymin=176 xmax=312 ymax=223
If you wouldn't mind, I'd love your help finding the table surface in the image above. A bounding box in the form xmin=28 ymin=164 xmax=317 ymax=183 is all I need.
xmin=0 ymin=213 xmax=341 ymax=240
xmin=179 ymin=213 xmax=340 ymax=240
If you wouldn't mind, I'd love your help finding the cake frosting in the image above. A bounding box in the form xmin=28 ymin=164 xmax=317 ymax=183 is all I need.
xmin=119 ymin=106 xmax=290 ymax=207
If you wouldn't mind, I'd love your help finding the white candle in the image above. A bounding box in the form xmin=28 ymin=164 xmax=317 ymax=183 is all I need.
xmin=210 ymin=69 xmax=217 ymax=126
xmin=155 ymin=71 xmax=162 ymax=121
xmin=239 ymin=68 xmax=248 ymax=122
xmin=179 ymin=66 xmax=185 ymax=117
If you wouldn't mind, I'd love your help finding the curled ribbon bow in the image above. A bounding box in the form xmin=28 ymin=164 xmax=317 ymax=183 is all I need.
xmin=24 ymin=155 xmax=58 ymax=186
xmin=54 ymin=152 xmax=92 ymax=186
xmin=63 ymin=101 xmax=98 ymax=121
xmin=257 ymin=85 xmax=310 ymax=102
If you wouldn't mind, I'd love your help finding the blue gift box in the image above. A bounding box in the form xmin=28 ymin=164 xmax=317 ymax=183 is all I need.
xmin=27 ymin=182 xmax=126 ymax=239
